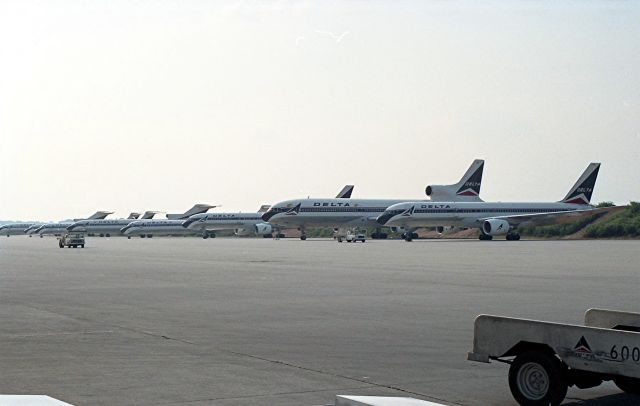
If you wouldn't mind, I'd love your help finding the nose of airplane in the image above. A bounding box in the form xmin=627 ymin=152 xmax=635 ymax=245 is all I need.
xmin=376 ymin=211 xmax=395 ymax=225
xmin=182 ymin=218 xmax=196 ymax=228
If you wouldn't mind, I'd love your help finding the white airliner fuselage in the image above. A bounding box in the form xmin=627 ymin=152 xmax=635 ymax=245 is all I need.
xmin=262 ymin=198 xmax=420 ymax=230
xmin=0 ymin=223 xmax=41 ymax=236
xmin=183 ymin=212 xmax=273 ymax=236
xmin=67 ymin=219 xmax=139 ymax=236
xmin=34 ymin=222 xmax=74 ymax=236
xmin=120 ymin=220 xmax=200 ymax=237
xmin=378 ymin=201 xmax=590 ymax=229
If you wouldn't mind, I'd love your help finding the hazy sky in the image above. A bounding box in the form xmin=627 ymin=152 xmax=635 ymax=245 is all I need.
xmin=1 ymin=0 xmax=639 ymax=220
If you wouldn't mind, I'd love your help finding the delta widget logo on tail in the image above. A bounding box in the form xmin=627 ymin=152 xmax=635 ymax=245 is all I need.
xmin=456 ymin=161 xmax=483 ymax=196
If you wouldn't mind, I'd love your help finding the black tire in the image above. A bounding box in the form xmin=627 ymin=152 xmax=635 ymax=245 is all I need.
xmin=300 ymin=235 xmax=307 ymax=241
xmin=508 ymin=351 xmax=568 ymax=406
xmin=411 ymin=232 xmax=419 ymax=239
xmin=81 ymin=245 xmax=84 ymax=248
xmin=106 ymin=233 xmax=110 ymax=237
xmin=127 ymin=236 xmax=131 ymax=239
xmin=405 ymin=236 xmax=412 ymax=242
xmin=614 ymin=376 xmax=640 ymax=394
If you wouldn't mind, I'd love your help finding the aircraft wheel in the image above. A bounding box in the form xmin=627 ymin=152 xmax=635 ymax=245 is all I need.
xmin=300 ymin=235 xmax=307 ymax=241
xmin=106 ymin=233 xmax=110 ymax=237
xmin=81 ymin=245 xmax=84 ymax=248
xmin=147 ymin=234 xmax=153 ymax=238
xmin=411 ymin=232 xmax=419 ymax=239
xmin=509 ymin=351 xmax=568 ymax=406
xmin=127 ymin=236 xmax=131 ymax=239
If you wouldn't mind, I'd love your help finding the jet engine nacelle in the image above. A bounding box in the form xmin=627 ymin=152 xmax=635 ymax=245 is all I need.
xmin=482 ymin=219 xmax=511 ymax=236
xmin=425 ymin=185 xmax=459 ymax=201
xmin=254 ymin=223 xmax=273 ymax=235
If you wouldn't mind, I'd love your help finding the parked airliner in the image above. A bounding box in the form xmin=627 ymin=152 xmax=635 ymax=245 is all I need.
xmin=182 ymin=205 xmax=275 ymax=238
xmin=67 ymin=204 xmax=216 ymax=237
xmin=182 ymin=185 xmax=355 ymax=238
xmin=377 ymin=163 xmax=603 ymax=241
xmin=0 ymin=222 xmax=43 ymax=237
xmin=262 ymin=160 xmax=484 ymax=240
xmin=120 ymin=220 xmax=202 ymax=238
xmin=32 ymin=211 xmax=114 ymax=237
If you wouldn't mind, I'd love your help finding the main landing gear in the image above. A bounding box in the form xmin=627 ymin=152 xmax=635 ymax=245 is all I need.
xmin=479 ymin=233 xmax=493 ymax=241
xmin=403 ymin=232 xmax=419 ymax=242
xmin=370 ymin=228 xmax=388 ymax=239
xmin=506 ymin=233 xmax=521 ymax=241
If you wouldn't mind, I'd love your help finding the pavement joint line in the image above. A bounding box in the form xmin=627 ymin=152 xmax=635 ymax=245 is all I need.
xmin=142 ymin=385 xmax=381 ymax=405
xmin=2 ymin=330 xmax=115 ymax=338
xmin=221 ymin=350 xmax=467 ymax=406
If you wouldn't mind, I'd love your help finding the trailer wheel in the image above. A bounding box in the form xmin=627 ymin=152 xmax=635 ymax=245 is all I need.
xmin=614 ymin=376 xmax=640 ymax=394
xmin=509 ymin=351 xmax=568 ymax=406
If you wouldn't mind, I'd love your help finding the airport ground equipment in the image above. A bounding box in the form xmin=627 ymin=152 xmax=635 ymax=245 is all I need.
xmin=468 ymin=309 xmax=640 ymax=405
xmin=344 ymin=232 xmax=366 ymax=243
xmin=58 ymin=233 xmax=85 ymax=248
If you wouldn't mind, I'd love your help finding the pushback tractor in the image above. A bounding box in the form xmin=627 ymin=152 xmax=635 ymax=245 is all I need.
xmin=468 ymin=309 xmax=640 ymax=405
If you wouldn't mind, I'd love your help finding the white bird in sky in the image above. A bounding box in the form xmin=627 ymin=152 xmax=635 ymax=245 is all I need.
xmin=315 ymin=30 xmax=350 ymax=43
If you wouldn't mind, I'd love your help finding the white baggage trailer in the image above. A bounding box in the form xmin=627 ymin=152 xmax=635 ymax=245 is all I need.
xmin=468 ymin=309 xmax=640 ymax=405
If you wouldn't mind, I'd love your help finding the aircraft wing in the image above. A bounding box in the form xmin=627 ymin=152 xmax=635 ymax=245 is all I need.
xmin=476 ymin=206 xmax=615 ymax=227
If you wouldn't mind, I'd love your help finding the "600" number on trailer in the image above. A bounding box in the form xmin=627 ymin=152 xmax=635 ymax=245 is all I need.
xmin=610 ymin=345 xmax=640 ymax=362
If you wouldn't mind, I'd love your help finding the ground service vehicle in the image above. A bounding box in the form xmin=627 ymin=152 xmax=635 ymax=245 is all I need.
xmin=345 ymin=232 xmax=366 ymax=243
xmin=468 ymin=309 xmax=640 ymax=405
xmin=59 ymin=233 xmax=85 ymax=248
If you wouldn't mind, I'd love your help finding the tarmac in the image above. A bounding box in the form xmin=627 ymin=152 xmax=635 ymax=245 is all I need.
xmin=1 ymin=237 xmax=639 ymax=406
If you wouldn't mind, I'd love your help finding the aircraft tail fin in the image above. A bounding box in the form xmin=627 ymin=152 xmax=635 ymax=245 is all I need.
xmin=87 ymin=211 xmax=114 ymax=220
xmin=561 ymin=163 xmax=600 ymax=205
xmin=140 ymin=211 xmax=162 ymax=219
xmin=167 ymin=204 xmax=216 ymax=219
xmin=455 ymin=159 xmax=484 ymax=197
xmin=257 ymin=205 xmax=271 ymax=213
xmin=127 ymin=212 xmax=141 ymax=219
xmin=336 ymin=185 xmax=354 ymax=198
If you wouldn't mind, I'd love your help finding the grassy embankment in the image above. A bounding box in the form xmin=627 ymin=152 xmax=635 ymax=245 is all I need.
xmin=519 ymin=202 xmax=640 ymax=239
